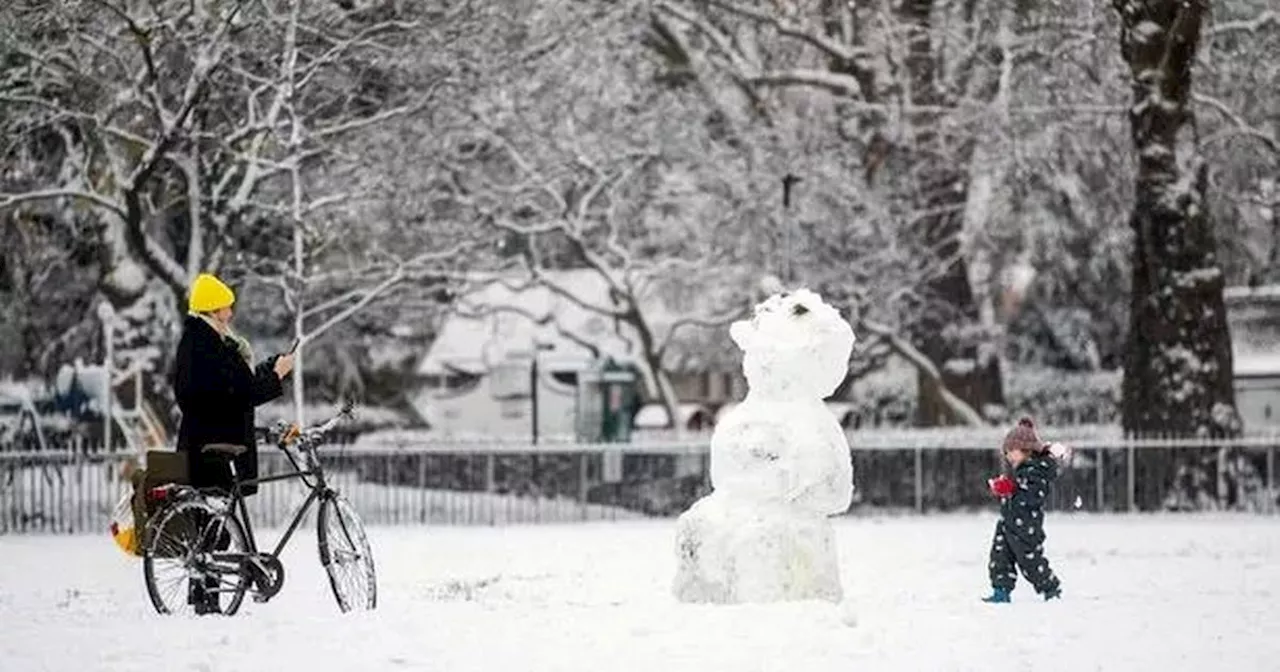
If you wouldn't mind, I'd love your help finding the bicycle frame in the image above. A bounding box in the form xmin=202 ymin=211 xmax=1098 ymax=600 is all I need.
xmin=220 ymin=441 xmax=335 ymax=562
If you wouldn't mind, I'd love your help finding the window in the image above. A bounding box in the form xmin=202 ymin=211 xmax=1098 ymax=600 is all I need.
xmin=552 ymin=371 xmax=579 ymax=387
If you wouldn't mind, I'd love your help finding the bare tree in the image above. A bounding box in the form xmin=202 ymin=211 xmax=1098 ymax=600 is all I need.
xmin=0 ymin=0 xmax=428 ymax=420
xmin=651 ymin=0 xmax=1043 ymax=424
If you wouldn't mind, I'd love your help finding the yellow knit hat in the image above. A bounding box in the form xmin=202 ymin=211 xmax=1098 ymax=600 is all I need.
xmin=188 ymin=273 xmax=236 ymax=313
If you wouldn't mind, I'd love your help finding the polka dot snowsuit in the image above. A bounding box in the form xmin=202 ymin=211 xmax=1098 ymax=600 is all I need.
xmin=988 ymin=454 xmax=1061 ymax=595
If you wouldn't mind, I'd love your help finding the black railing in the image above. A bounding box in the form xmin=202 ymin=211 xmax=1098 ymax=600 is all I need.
xmin=2 ymin=429 xmax=1277 ymax=535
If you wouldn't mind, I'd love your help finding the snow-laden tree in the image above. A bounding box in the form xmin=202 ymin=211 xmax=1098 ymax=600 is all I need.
xmin=0 ymin=0 xmax=432 ymax=422
xmin=0 ymin=214 xmax=100 ymax=377
xmin=1195 ymin=3 xmax=1280 ymax=286
xmin=420 ymin=1 xmax=765 ymax=430
xmin=649 ymin=0 xmax=1069 ymax=425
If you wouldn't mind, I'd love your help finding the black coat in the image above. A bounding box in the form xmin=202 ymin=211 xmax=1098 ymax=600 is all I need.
xmin=999 ymin=453 xmax=1059 ymax=543
xmin=173 ymin=315 xmax=285 ymax=496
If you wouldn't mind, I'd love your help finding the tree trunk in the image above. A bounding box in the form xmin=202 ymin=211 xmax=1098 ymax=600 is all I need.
xmin=1114 ymin=0 xmax=1239 ymax=508
xmin=1115 ymin=0 xmax=1236 ymax=436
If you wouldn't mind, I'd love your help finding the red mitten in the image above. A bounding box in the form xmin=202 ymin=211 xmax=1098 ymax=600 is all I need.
xmin=987 ymin=474 xmax=1016 ymax=498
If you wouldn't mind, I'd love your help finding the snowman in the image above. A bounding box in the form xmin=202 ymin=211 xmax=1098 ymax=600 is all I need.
xmin=673 ymin=288 xmax=856 ymax=604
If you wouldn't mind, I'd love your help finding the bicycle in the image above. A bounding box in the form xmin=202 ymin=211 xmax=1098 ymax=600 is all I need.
xmin=139 ymin=400 xmax=376 ymax=615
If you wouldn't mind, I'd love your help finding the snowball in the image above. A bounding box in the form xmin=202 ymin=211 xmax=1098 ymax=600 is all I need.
xmin=673 ymin=289 xmax=856 ymax=604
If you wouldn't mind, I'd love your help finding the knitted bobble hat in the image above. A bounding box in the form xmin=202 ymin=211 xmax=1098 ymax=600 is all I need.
xmin=1002 ymin=416 xmax=1043 ymax=454
xmin=188 ymin=273 xmax=236 ymax=313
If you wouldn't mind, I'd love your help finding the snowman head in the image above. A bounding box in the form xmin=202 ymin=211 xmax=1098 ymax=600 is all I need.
xmin=729 ymin=288 xmax=855 ymax=400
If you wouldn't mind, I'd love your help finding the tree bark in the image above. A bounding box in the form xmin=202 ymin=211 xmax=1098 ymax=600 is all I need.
xmin=1114 ymin=0 xmax=1240 ymax=511
xmin=1114 ymin=0 xmax=1237 ymax=438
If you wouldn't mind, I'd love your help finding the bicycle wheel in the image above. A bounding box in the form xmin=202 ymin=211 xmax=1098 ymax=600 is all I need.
xmin=142 ymin=498 xmax=250 ymax=616
xmin=317 ymin=494 xmax=377 ymax=612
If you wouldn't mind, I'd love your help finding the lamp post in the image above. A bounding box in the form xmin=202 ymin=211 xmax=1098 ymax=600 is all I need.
xmin=530 ymin=341 xmax=554 ymax=445
xmin=781 ymin=172 xmax=802 ymax=285
xmin=96 ymin=301 xmax=116 ymax=452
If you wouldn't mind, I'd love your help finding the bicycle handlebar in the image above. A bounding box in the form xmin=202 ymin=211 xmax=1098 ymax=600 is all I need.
xmin=259 ymin=399 xmax=356 ymax=449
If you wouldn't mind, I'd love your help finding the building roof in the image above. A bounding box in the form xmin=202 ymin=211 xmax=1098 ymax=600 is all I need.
xmin=1234 ymin=353 xmax=1280 ymax=378
xmin=632 ymin=402 xmax=715 ymax=429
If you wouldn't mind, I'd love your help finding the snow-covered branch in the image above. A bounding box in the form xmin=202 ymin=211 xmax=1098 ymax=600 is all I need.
xmin=655 ymin=1 xmax=757 ymax=80
xmin=299 ymin=245 xmax=468 ymax=345
xmin=656 ymin=308 xmax=748 ymax=358
xmin=301 ymin=269 xmax=406 ymax=346
xmin=0 ymin=189 xmax=126 ymax=218
xmin=311 ymin=98 xmax=431 ymax=141
xmin=521 ymin=264 xmax=630 ymax=319
xmin=1207 ymin=10 xmax=1279 ymax=36
xmin=697 ymin=0 xmax=870 ymax=65
xmin=748 ymin=69 xmax=864 ymax=97
xmin=1194 ymin=93 xmax=1280 ymax=156
xmin=861 ymin=320 xmax=986 ymax=426
xmin=451 ymin=300 xmax=608 ymax=360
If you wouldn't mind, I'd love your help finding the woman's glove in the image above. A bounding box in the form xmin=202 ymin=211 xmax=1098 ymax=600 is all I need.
xmin=987 ymin=474 xmax=1016 ymax=498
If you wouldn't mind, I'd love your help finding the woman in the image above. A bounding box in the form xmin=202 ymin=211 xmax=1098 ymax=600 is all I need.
xmin=174 ymin=273 xmax=294 ymax=491
xmin=172 ymin=273 xmax=293 ymax=613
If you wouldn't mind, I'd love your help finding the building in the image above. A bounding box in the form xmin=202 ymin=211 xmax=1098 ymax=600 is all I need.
xmin=1225 ymin=284 xmax=1280 ymax=428
xmin=409 ymin=269 xmax=750 ymax=439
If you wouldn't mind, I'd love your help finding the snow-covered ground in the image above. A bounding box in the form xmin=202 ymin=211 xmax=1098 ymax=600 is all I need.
xmin=2 ymin=513 xmax=1278 ymax=671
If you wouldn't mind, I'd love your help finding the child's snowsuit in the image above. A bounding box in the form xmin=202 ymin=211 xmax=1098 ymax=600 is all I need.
xmin=988 ymin=453 xmax=1062 ymax=596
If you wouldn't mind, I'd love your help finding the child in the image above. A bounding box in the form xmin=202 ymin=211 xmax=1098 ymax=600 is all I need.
xmin=981 ymin=416 xmax=1070 ymax=603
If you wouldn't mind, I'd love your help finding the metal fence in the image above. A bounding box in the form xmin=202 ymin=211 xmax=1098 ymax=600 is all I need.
xmin=2 ymin=428 xmax=1278 ymax=535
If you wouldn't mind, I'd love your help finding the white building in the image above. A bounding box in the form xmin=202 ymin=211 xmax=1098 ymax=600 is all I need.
xmin=410 ymin=269 xmax=748 ymax=440
xmin=1225 ymin=284 xmax=1280 ymax=428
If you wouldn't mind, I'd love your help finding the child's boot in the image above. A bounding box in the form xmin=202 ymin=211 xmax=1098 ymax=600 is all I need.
xmin=981 ymin=586 xmax=1011 ymax=603
xmin=1043 ymin=586 xmax=1061 ymax=601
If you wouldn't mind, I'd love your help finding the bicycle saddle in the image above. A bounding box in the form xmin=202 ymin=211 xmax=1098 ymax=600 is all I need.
xmin=201 ymin=443 xmax=248 ymax=457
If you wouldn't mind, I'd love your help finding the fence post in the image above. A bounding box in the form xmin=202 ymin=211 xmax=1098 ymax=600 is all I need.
xmin=1127 ymin=437 xmax=1136 ymax=512
xmin=484 ymin=453 xmax=495 ymax=493
xmin=1268 ymin=445 xmax=1276 ymax=515
xmin=102 ymin=307 xmax=113 ymax=454
xmin=1095 ymin=447 xmax=1104 ymax=512
xmin=417 ymin=454 xmax=427 ymax=523
xmin=913 ymin=446 xmax=923 ymax=513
